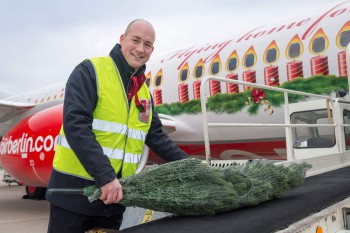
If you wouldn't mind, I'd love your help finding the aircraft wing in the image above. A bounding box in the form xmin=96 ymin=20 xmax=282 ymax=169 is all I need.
xmin=159 ymin=114 xmax=176 ymax=134
xmin=0 ymin=100 xmax=36 ymax=123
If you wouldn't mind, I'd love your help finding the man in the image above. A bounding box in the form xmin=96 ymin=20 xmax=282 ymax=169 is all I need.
xmin=46 ymin=19 xmax=188 ymax=233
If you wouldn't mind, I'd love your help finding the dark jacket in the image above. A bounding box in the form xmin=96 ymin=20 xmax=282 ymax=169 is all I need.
xmin=46 ymin=43 xmax=188 ymax=216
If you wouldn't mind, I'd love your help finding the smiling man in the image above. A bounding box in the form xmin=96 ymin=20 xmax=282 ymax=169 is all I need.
xmin=46 ymin=19 xmax=188 ymax=233
xmin=120 ymin=20 xmax=155 ymax=69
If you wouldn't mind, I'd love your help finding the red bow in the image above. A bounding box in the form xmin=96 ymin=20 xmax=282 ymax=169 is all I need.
xmin=127 ymin=74 xmax=146 ymax=112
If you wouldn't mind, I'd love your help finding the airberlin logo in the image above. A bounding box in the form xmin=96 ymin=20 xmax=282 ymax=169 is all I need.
xmin=0 ymin=133 xmax=59 ymax=155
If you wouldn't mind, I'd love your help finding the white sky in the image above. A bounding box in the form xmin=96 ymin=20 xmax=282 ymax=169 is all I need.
xmin=0 ymin=0 xmax=334 ymax=97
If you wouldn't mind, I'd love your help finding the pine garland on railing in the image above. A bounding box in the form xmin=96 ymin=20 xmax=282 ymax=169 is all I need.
xmin=155 ymin=75 xmax=348 ymax=116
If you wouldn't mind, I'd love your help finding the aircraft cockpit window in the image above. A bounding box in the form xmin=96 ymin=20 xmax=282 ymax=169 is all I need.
xmin=312 ymin=37 xmax=326 ymax=54
xmin=291 ymin=109 xmax=335 ymax=149
xmin=288 ymin=43 xmax=301 ymax=59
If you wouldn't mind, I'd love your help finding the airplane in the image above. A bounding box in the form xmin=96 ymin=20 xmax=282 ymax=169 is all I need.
xmin=0 ymin=0 xmax=349 ymax=199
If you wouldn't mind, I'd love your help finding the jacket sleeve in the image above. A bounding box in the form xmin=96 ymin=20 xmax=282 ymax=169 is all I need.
xmin=145 ymin=99 xmax=189 ymax=162
xmin=63 ymin=60 xmax=117 ymax=188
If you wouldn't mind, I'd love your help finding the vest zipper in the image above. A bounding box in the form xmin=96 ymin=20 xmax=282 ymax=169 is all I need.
xmin=121 ymin=70 xmax=137 ymax=174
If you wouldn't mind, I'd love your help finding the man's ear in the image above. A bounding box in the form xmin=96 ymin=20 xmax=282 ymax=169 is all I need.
xmin=119 ymin=34 xmax=125 ymax=45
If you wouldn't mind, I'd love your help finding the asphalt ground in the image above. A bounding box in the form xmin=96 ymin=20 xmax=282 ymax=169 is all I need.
xmin=0 ymin=169 xmax=50 ymax=233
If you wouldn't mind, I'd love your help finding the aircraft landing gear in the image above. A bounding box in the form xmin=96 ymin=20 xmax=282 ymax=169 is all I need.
xmin=23 ymin=186 xmax=46 ymax=200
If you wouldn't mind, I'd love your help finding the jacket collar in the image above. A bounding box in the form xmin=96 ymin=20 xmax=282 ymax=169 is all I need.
xmin=109 ymin=43 xmax=147 ymax=111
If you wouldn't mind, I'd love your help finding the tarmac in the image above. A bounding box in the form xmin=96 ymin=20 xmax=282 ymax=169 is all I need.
xmin=0 ymin=169 xmax=50 ymax=233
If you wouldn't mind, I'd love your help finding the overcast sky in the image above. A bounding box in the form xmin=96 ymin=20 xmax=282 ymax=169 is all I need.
xmin=0 ymin=0 xmax=334 ymax=98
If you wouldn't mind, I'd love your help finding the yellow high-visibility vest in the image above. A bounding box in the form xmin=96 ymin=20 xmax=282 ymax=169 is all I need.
xmin=53 ymin=55 xmax=152 ymax=179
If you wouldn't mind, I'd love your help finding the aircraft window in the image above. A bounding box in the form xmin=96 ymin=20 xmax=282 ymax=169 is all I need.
xmin=211 ymin=62 xmax=220 ymax=75
xmin=312 ymin=37 xmax=326 ymax=54
xmin=266 ymin=49 xmax=277 ymax=63
xmin=291 ymin=109 xmax=335 ymax=148
xmin=227 ymin=58 xmax=238 ymax=71
xmin=288 ymin=43 xmax=301 ymax=59
xmin=340 ymin=30 xmax=350 ymax=48
xmin=180 ymin=69 xmax=189 ymax=82
xmin=244 ymin=54 xmax=255 ymax=68
xmin=195 ymin=66 xmax=203 ymax=78
xmin=145 ymin=78 xmax=151 ymax=87
xmin=343 ymin=109 xmax=350 ymax=150
xmin=154 ymin=75 xmax=162 ymax=87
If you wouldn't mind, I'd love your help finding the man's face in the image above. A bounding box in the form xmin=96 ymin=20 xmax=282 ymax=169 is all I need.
xmin=120 ymin=21 xmax=155 ymax=69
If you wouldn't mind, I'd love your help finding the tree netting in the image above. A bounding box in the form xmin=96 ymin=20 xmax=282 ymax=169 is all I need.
xmin=84 ymin=158 xmax=311 ymax=216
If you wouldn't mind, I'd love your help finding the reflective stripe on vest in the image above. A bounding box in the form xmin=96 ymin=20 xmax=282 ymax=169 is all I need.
xmin=57 ymin=134 xmax=141 ymax=162
xmin=92 ymin=119 xmax=147 ymax=141
xmin=53 ymin=55 xmax=152 ymax=179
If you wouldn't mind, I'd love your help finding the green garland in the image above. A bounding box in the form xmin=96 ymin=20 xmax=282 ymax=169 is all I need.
xmin=84 ymin=158 xmax=311 ymax=216
xmin=155 ymin=75 xmax=348 ymax=116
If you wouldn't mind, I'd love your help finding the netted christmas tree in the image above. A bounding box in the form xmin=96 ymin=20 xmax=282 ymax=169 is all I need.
xmin=84 ymin=158 xmax=311 ymax=216
xmin=222 ymin=161 xmax=309 ymax=207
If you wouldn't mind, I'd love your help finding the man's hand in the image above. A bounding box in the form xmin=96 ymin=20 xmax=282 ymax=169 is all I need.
xmin=99 ymin=178 xmax=123 ymax=204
